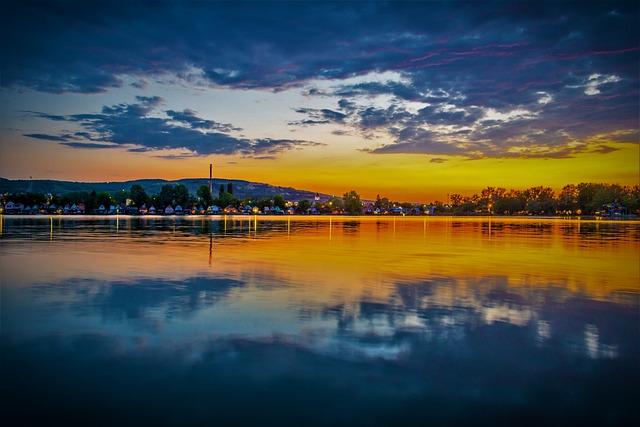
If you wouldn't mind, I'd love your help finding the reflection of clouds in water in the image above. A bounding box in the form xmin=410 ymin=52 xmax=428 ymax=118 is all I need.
xmin=21 ymin=272 xmax=639 ymax=363
xmin=536 ymin=320 xmax=552 ymax=344
xmin=584 ymin=324 xmax=618 ymax=359
xmin=31 ymin=276 xmax=244 ymax=330
xmin=311 ymin=277 xmax=638 ymax=362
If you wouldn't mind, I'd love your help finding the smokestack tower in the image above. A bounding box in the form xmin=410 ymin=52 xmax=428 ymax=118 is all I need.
xmin=209 ymin=163 xmax=213 ymax=194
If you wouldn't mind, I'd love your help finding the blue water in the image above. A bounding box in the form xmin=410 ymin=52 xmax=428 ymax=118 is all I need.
xmin=1 ymin=216 xmax=639 ymax=426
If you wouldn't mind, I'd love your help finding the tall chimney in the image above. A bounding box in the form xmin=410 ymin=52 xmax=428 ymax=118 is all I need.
xmin=209 ymin=163 xmax=213 ymax=194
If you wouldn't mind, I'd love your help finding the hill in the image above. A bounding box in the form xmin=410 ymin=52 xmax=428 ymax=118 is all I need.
xmin=0 ymin=177 xmax=331 ymax=201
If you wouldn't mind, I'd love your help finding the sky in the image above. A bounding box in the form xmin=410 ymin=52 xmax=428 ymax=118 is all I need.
xmin=0 ymin=0 xmax=638 ymax=201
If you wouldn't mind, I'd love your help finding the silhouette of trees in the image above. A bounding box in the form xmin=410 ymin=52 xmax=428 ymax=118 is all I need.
xmin=197 ymin=185 xmax=213 ymax=206
xmin=343 ymin=190 xmax=363 ymax=215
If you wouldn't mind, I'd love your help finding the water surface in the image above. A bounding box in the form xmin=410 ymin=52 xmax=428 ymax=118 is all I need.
xmin=1 ymin=216 xmax=639 ymax=426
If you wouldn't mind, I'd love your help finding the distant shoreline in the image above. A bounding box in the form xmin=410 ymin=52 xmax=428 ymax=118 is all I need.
xmin=2 ymin=214 xmax=639 ymax=223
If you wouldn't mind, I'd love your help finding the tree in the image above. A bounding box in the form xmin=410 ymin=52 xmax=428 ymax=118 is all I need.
xmin=129 ymin=184 xmax=148 ymax=207
xmin=325 ymin=197 xmax=343 ymax=213
xmin=494 ymin=194 xmax=525 ymax=215
xmin=523 ymin=186 xmax=556 ymax=214
xmin=150 ymin=194 xmax=162 ymax=208
xmin=96 ymin=192 xmax=113 ymax=209
xmin=343 ymin=190 xmax=363 ymax=215
xmin=227 ymin=182 xmax=233 ymax=195
xmin=273 ymin=195 xmax=286 ymax=210
xmin=622 ymin=185 xmax=640 ymax=214
xmin=174 ymin=184 xmax=189 ymax=206
xmin=197 ymin=185 xmax=213 ymax=206
xmin=297 ymin=199 xmax=311 ymax=214
xmin=157 ymin=184 xmax=189 ymax=207
xmin=374 ymin=195 xmax=391 ymax=212
xmin=255 ymin=198 xmax=273 ymax=210
xmin=449 ymin=193 xmax=464 ymax=207
xmin=85 ymin=190 xmax=98 ymax=213
xmin=219 ymin=184 xmax=225 ymax=196
xmin=159 ymin=185 xmax=176 ymax=207
xmin=217 ymin=191 xmax=237 ymax=208
xmin=557 ymin=185 xmax=578 ymax=213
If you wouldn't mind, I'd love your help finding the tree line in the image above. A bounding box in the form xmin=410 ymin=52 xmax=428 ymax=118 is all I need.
xmin=2 ymin=182 xmax=638 ymax=216
xmin=433 ymin=183 xmax=639 ymax=215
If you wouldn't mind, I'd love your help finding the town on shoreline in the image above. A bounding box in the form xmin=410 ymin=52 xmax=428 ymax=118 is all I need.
xmin=1 ymin=182 xmax=638 ymax=218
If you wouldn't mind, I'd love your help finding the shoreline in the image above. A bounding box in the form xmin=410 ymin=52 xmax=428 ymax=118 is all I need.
xmin=2 ymin=214 xmax=639 ymax=224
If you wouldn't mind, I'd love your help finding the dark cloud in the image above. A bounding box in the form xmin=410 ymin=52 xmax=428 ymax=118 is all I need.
xmin=61 ymin=142 xmax=120 ymax=149
xmin=334 ymin=81 xmax=425 ymax=101
xmin=25 ymin=98 xmax=322 ymax=157
xmin=430 ymin=158 xmax=448 ymax=163
xmin=289 ymin=108 xmax=347 ymax=126
xmin=166 ymin=109 xmax=242 ymax=132
xmin=23 ymin=133 xmax=73 ymax=142
xmin=3 ymin=1 xmax=638 ymax=160
xmin=2 ymin=2 xmax=637 ymax=94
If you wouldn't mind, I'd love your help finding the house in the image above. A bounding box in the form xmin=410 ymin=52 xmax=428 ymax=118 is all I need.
xmin=139 ymin=204 xmax=148 ymax=215
xmin=164 ymin=205 xmax=175 ymax=215
xmin=108 ymin=205 xmax=117 ymax=214
xmin=24 ymin=205 xmax=39 ymax=215
xmin=207 ymin=205 xmax=220 ymax=214
xmin=5 ymin=201 xmax=24 ymax=214
xmin=391 ymin=206 xmax=404 ymax=215
xmin=96 ymin=204 xmax=106 ymax=214
xmin=148 ymin=206 xmax=157 ymax=215
xmin=174 ymin=205 xmax=183 ymax=215
xmin=223 ymin=205 xmax=238 ymax=214
xmin=596 ymin=201 xmax=627 ymax=218
xmin=21 ymin=204 xmax=37 ymax=215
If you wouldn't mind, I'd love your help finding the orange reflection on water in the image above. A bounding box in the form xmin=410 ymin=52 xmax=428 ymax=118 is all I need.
xmin=1 ymin=216 xmax=638 ymax=306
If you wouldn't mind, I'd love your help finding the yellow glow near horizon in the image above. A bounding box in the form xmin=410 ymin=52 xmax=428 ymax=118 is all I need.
xmin=1 ymin=135 xmax=638 ymax=201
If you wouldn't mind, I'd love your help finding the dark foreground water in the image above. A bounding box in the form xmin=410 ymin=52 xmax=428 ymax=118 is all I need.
xmin=1 ymin=216 xmax=639 ymax=426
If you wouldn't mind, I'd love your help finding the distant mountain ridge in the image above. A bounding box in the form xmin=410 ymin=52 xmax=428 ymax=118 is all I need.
xmin=0 ymin=177 xmax=331 ymax=201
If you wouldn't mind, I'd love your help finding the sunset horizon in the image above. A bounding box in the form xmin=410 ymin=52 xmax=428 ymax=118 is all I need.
xmin=1 ymin=1 xmax=638 ymax=426
xmin=1 ymin=1 xmax=638 ymax=202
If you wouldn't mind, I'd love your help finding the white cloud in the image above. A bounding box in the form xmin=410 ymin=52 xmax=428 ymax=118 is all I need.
xmin=482 ymin=107 xmax=538 ymax=122
xmin=584 ymin=73 xmax=621 ymax=96
xmin=536 ymin=91 xmax=553 ymax=105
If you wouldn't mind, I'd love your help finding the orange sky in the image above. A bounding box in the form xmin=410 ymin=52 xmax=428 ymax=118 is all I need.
xmin=1 ymin=134 xmax=638 ymax=201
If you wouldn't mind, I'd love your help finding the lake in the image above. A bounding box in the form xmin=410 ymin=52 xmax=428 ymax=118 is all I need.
xmin=1 ymin=216 xmax=639 ymax=426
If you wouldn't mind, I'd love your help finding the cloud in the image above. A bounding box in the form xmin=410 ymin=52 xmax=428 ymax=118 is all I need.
xmin=2 ymin=2 xmax=638 ymax=96
xmin=289 ymin=108 xmax=347 ymax=126
xmin=25 ymin=98 xmax=322 ymax=157
xmin=61 ymin=142 xmax=120 ymax=149
xmin=430 ymin=158 xmax=448 ymax=163
xmin=23 ymin=133 xmax=73 ymax=142
xmin=166 ymin=109 xmax=242 ymax=132
xmin=4 ymin=2 xmax=638 ymax=161
xmin=583 ymin=74 xmax=622 ymax=95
